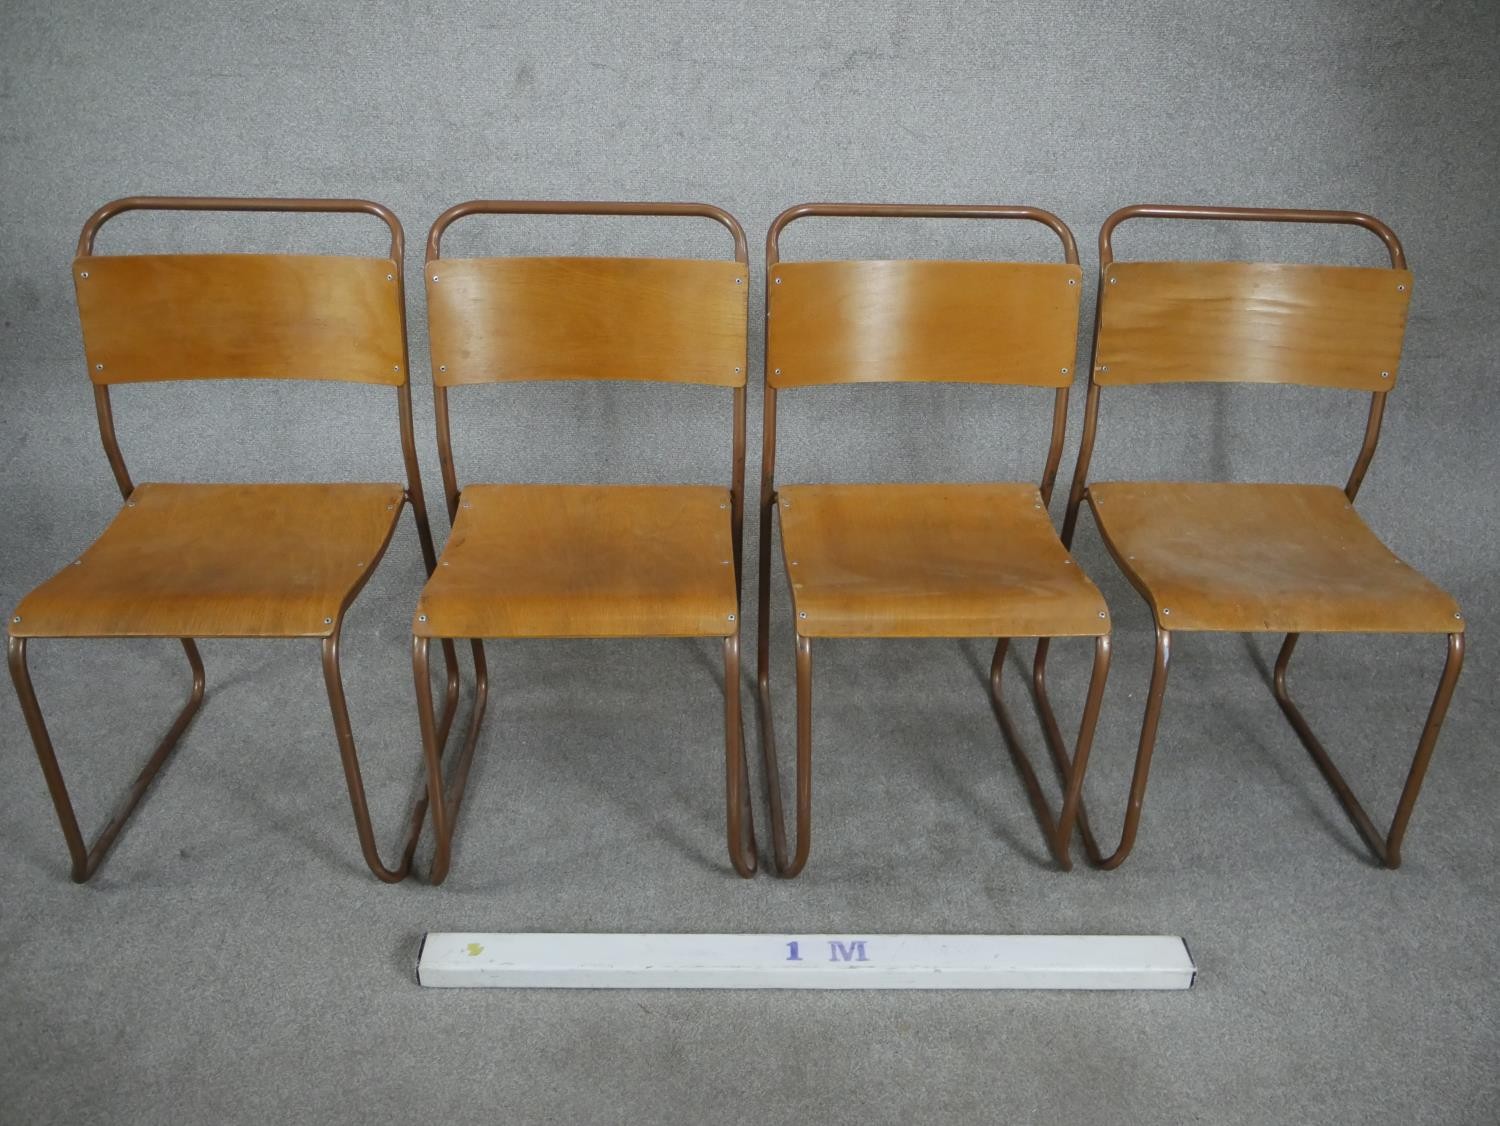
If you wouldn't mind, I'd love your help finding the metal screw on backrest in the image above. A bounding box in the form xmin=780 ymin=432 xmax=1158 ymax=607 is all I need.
xmin=79 ymin=271 xmax=89 ymax=279
xmin=1381 ymin=371 xmax=1390 ymax=379
xmin=386 ymin=273 xmax=394 ymax=281
xmin=1398 ymin=284 xmax=1406 ymax=292
xmin=419 ymin=614 xmax=428 ymax=622
xmin=774 ymin=277 xmax=782 ymax=284
xmin=1067 ymin=278 xmax=1076 ymax=286
xmin=324 ymin=617 xmax=333 ymax=625
xmin=95 ymin=363 xmax=104 ymax=371
xmin=1061 ymin=368 xmax=1069 ymax=375
xmin=439 ymin=365 xmax=447 ymax=373
xmin=432 ymin=275 xmax=439 ymax=282
xmin=735 ymin=277 xmax=743 ymax=285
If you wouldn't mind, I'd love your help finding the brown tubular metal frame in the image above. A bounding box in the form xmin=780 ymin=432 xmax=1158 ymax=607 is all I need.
xmin=757 ymin=202 xmax=1110 ymax=877
xmin=1032 ymin=202 xmax=1464 ymax=869
xmin=414 ymin=200 xmax=754 ymax=883
xmin=10 ymin=195 xmax=463 ymax=883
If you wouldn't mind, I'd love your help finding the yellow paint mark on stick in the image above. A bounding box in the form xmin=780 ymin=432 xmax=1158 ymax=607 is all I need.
xmin=466 ymin=943 xmax=484 ymax=957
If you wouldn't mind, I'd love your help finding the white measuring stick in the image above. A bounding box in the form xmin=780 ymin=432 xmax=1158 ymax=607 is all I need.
xmin=417 ymin=933 xmax=1195 ymax=990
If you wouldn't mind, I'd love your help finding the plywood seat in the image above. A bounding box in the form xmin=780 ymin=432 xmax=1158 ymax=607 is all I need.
xmin=1088 ymin=482 xmax=1461 ymax=634
xmin=777 ymin=483 xmax=1109 ymax=639
xmin=414 ymin=484 xmax=739 ymax=640
xmin=11 ymin=481 xmax=405 ymax=640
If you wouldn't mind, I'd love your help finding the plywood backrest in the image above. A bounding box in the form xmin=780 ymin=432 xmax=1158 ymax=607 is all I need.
xmin=74 ymin=253 xmax=407 ymax=386
xmin=765 ymin=259 xmax=1082 ymax=389
xmin=1092 ymin=260 xmax=1413 ymax=391
xmin=426 ymin=256 xmax=749 ymax=387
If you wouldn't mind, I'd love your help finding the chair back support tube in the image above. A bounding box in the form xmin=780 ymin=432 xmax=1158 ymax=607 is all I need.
xmin=422 ymin=199 xmax=749 ymax=549
xmin=74 ymin=196 xmax=423 ymax=520
xmin=1069 ymin=204 xmax=1411 ymax=515
xmin=760 ymin=201 xmax=1082 ymax=520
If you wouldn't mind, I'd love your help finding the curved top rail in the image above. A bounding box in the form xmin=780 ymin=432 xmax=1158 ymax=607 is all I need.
xmin=1100 ymin=204 xmax=1404 ymax=269
xmin=426 ymin=200 xmax=747 ymax=263
xmin=77 ymin=196 xmax=403 ymax=260
xmin=767 ymin=202 xmax=1079 ymax=267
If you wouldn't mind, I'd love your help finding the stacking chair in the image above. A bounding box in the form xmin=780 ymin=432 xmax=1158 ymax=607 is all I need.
xmin=6 ymin=196 xmax=471 ymax=883
xmin=410 ymin=200 xmax=755 ymax=884
xmin=756 ymin=203 xmax=1113 ymax=878
xmin=1029 ymin=203 xmax=1464 ymax=869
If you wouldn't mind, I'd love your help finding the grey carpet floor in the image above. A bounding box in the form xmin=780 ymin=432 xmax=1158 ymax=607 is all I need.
xmin=2 ymin=520 xmax=1496 ymax=1125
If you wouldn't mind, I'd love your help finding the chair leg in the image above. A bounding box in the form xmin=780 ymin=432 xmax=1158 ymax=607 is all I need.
xmin=412 ymin=635 xmax=490 ymax=885
xmin=322 ymin=627 xmax=474 ymax=883
xmin=758 ymin=633 xmax=812 ymax=877
xmin=1030 ymin=626 xmax=1173 ymax=870
xmin=1272 ymin=631 xmax=1464 ymax=868
xmin=988 ymin=634 xmax=1111 ymax=870
xmin=8 ymin=635 xmax=205 ymax=883
xmin=723 ymin=633 xmax=758 ymax=877
xmin=433 ymin=637 xmax=462 ymax=750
